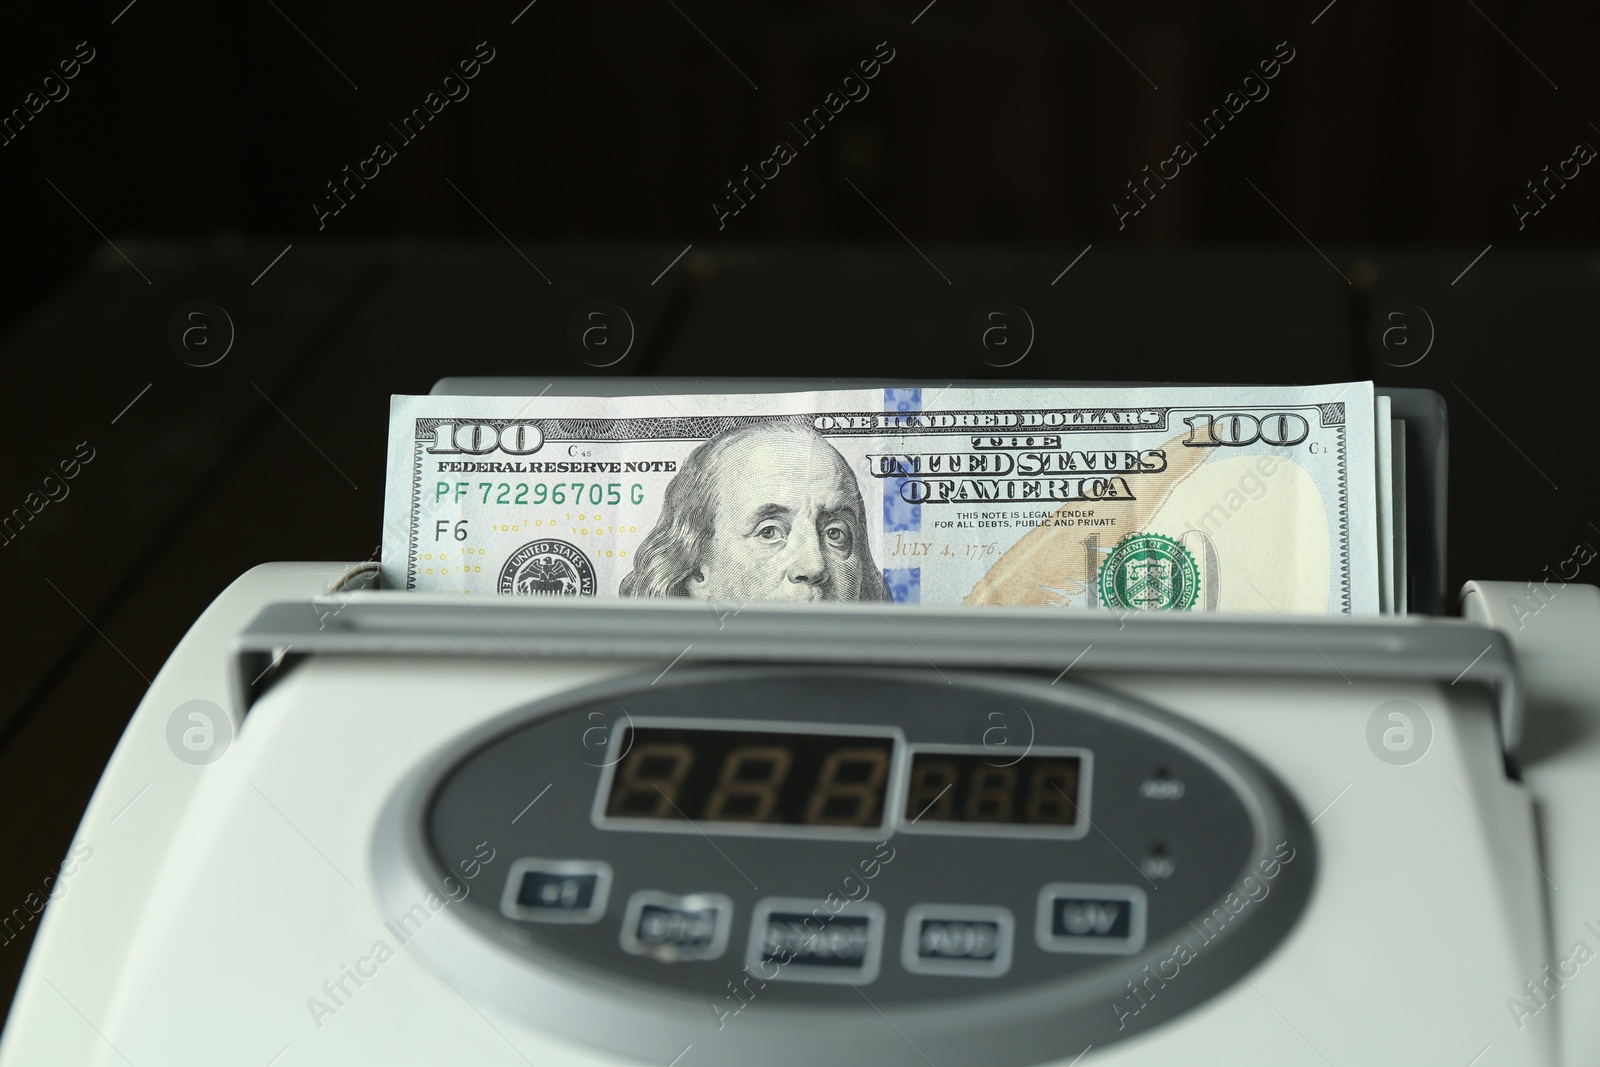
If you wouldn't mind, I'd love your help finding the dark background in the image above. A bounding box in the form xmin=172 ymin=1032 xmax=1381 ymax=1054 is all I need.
xmin=2 ymin=0 xmax=1598 ymax=1022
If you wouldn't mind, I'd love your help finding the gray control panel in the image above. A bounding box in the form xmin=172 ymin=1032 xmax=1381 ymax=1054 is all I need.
xmin=375 ymin=666 xmax=1314 ymax=1065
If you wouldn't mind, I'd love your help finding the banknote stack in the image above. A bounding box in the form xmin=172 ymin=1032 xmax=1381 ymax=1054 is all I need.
xmin=382 ymin=383 xmax=1405 ymax=615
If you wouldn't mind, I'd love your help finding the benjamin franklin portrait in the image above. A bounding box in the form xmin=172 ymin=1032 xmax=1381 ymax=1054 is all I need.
xmin=619 ymin=421 xmax=890 ymax=602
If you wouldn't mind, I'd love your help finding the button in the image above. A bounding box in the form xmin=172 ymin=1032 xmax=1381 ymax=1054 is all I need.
xmin=1035 ymin=883 xmax=1146 ymax=955
xmin=499 ymin=858 xmax=612 ymax=923
xmin=901 ymin=904 xmax=1014 ymax=977
xmin=746 ymin=897 xmax=886 ymax=984
xmin=620 ymin=891 xmax=733 ymax=961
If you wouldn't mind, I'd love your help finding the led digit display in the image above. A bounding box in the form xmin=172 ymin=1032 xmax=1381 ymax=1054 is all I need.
xmin=602 ymin=726 xmax=894 ymax=829
xmin=904 ymin=753 xmax=1081 ymax=826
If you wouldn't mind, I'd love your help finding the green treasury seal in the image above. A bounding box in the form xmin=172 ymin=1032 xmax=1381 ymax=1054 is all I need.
xmin=1097 ymin=532 xmax=1200 ymax=611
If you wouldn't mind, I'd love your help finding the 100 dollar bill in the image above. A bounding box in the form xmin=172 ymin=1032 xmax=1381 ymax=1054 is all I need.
xmin=382 ymin=384 xmax=1379 ymax=613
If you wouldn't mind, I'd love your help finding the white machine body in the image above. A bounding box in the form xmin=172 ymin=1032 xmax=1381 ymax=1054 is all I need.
xmin=2 ymin=563 xmax=1597 ymax=1066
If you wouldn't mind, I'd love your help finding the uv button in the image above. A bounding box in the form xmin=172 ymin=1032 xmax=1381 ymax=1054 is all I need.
xmin=620 ymin=891 xmax=733 ymax=962
xmin=1036 ymin=883 xmax=1147 ymax=955
xmin=902 ymin=904 xmax=1014 ymax=977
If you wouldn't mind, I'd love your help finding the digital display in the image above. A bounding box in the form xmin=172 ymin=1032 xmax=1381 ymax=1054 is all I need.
xmin=904 ymin=752 xmax=1081 ymax=826
xmin=602 ymin=726 xmax=895 ymax=829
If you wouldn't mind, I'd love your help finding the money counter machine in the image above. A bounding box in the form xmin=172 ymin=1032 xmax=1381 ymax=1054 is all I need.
xmin=4 ymin=378 xmax=1599 ymax=1067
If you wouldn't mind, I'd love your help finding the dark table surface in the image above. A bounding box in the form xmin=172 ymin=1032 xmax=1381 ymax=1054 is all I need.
xmin=0 ymin=239 xmax=1593 ymax=1013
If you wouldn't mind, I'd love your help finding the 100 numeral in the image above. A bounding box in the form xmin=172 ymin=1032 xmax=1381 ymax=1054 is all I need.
xmin=1182 ymin=411 xmax=1310 ymax=447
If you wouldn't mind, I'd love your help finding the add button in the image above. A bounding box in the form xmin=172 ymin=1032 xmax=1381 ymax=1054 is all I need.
xmin=902 ymin=904 xmax=1014 ymax=977
xmin=1035 ymin=883 xmax=1146 ymax=955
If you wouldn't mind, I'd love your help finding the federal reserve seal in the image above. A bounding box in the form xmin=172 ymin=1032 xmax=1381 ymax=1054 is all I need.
xmin=1097 ymin=533 xmax=1200 ymax=612
xmin=498 ymin=539 xmax=597 ymax=596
